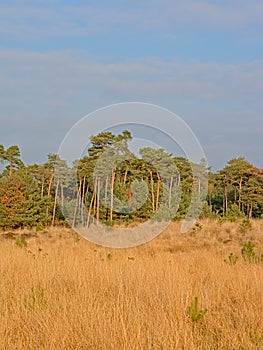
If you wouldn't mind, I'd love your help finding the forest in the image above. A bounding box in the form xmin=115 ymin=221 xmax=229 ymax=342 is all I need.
xmin=0 ymin=130 xmax=263 ymax=230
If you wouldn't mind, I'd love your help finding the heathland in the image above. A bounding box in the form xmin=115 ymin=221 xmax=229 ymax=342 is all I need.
xmin=1 ymin=220 xmax=263 ymax=349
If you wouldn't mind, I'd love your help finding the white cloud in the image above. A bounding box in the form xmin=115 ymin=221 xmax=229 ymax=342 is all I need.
xmin=1 ymin=49 xmax=263 ymax=107
xmin=1 ymin=1 xmax=263 ymax=41
xmin=0 ymin=48 xmax=262 ymax=168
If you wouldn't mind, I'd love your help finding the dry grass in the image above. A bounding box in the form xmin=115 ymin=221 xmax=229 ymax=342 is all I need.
xmin=1 ymin=220 xmax=263 ymax=349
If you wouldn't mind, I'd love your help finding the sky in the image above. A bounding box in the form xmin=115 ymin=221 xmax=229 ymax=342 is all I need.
xmin=0 ymin=0 xmax=263 ymax=171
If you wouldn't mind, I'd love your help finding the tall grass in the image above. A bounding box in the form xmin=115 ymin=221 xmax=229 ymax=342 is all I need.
xmin=0 ymin=220 xmax=263 ymax=349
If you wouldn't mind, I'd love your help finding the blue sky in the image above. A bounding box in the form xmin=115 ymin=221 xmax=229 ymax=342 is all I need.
xmin=0 ymin=0 xmax=263 ymax=170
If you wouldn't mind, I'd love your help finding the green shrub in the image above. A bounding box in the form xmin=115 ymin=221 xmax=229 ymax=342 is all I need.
xmin=239 ymin=218 xmax=252 ymax=233
xmin=200 ymin=202 xmax=217 ymax=219
xmin=15 ymin=235 xmax=27 ymax=248
xmin=191 ymin=222 xmax=202 ymax=234
xmin=224 ymin=252 xmax=238 ymax=265
xmin=36 ymin=223 xmax=44 ymax=232
xmin=107 ymin=253 xmax=112 ymax=261
xmin=225 ymin=204 xmax=244 ymax=222
xmin=241 ymin=241 xmax=263 ymax=263
xmin=187 ymin=296 xmax=208 ymax=322
xmin=23 ymin=284 xmax=47 ymax=310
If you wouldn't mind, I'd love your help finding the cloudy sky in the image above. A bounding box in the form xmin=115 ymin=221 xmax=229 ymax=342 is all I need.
xmin=0 ymin=0 xmax=262 ymax=170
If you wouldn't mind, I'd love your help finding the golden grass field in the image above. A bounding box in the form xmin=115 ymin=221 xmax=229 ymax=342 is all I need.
xmin=1 ymin=219 xmax=263 ymax=349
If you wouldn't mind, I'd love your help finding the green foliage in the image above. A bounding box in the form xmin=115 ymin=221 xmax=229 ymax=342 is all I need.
xmin=15 ymin=235 xmax=27 ymax=248
xmin=187 ymin=296 xmax=208 ymax=322
xmin=0 ymin=145 xmax=24 ymax=175
xmin=254 ymin=328 xmax=263 ymax=345
xmin=153 ymin=204 xmax=173 ymax=222
xmin=241 ymin=241 xmax=256 ymax=262
xmin=0 ymin=168 xmax=53 ymax=229
xmin=23 ymin=284 xmax=48 ymax=310
xmin=241 ymin=241 xmax=263 ymax=263
xmin=36 ymin=223 xmax=44 ymax=231
xmin=225 ymin=204 xmax=244 ymax=222
xmin=224 ymin=241 xmax=262 ymax=266
xmin=107 ymin=253 xmax=112 ymax=261
xmin=191 ymin=222 xmax=202 ymax=234
xmin=74 ymin=234 xmax=81 ymax=243
xmin=239 ymin=218 xmax=252 ymax=233
xmin=0 ymin=136 xmax=263 ymax=229
xmin=200 ymin=202 xmax=217 ymax=219
xmin=224 ymin=252 xmax=238 ymax=265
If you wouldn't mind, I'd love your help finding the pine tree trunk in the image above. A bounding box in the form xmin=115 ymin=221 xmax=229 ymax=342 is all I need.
xmin=9 ymin=160 xmax=12 ymax=176
xmin=123 ymin=166 xmax=128 ymax=184
xmin=46 ymin=173 xmax=54 ymax=218
xmin=156 ymin=172 xmax=161 ymax=211
xmin=87 ymin=192 xmax=95 ymax=227
xmin=96 ymin=177 xmax=100 ymax=224
xmin=224 ymin=186 xmax=228 ymax=214
xmin=168 ymin=176 xmax=173 ymax=209
xmin=238 ymin=177 xmax=242 ymax=211
xmin=249 ymin=203 xmax=253 ymax=219
xmin=81 ymin=177 xmax=86 ymax=224
xmin=73 ymin=181 xmax=82 ymax=227
xmin=61 ymin=185 xmax=64 ymax=207
xmin=52 ymin=180 xmax=59 ymax=226
xmin=177 ymin=173 xmax=181 ymax=186
xmin=105 ymin=175 xmax=109 ymax=221
xmin=41 ymin=175 xmax=45 ymax=197
xmin=150 ymin=169 xmax=155 ymax=211
xmin=83 ymin=183 xmax=89 ymax=225
xmin=110 ymin=170 xmax=115 ymax=222
xmin=222 ymin=187 xmax=225 ymax=216
xmin=93 ymin=178 xmax=97 ymax=222
xmin=47 ymin=173 xmax=54 ymax=196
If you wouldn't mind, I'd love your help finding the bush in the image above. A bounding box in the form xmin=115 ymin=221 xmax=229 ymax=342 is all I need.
xmin=239 ymin=218 xmax=252 ymax=233
xmin=224 ymin=252 xmax=238 ymax=265
xmin=225 ymin=204 xmax=244 ymax=222
xmin=187 ymin=296 xmax=208 ymax=322
xmin=200 ymin=202 xmax=217 ymax=219
xmin=15 ymin=235 xmax=27 ymax=248
xmin=23 ymin=284 xmax=48 ymax=310
xmin=241 ymin=241 xmax=263 ymax=263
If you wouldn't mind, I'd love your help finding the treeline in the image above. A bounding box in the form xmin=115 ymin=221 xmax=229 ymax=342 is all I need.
xmin=0 ymin=131 xmax=262 ymax=230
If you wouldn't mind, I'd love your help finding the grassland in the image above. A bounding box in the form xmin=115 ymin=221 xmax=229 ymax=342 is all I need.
xmin=0 ymin=220 xmax=263 ymax=349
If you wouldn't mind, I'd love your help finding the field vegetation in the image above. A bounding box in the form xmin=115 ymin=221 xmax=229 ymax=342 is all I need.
xmin=1 ymin=220 xmax=263 ymax=349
